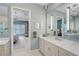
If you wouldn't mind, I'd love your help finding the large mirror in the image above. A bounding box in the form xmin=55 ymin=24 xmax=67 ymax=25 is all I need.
xmin=64 ymin=3 xmax=79 ymax=42
xmin=69 ymin=4 xmax=79 ymax=33
xmin=65 ymin=4 xmax=79 ymax=34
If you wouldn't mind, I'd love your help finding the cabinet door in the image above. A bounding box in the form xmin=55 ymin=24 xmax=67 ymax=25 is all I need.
xmin=39 ymin=38 xmax=45 ymax=55
xmin=59 ymin=48 xmax=75 ymax=56
xmin=45 ymin=41 xmax=58 ymax=56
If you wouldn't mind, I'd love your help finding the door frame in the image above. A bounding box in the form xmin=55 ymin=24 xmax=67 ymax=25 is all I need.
xmin=11 ymin=6 xmax=31 ymax=55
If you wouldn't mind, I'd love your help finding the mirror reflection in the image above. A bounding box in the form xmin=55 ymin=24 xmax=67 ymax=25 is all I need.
xmin=64 ymin=4 xmax=79 ymax=42
xmin=46 ymin=3 xmax=79 ymax=42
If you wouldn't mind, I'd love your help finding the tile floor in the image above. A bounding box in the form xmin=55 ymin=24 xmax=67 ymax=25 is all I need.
xmin=13 ymin=37 xmax=42 ymax=56
xmin=13 ymin=36 xmax=25 ymax=49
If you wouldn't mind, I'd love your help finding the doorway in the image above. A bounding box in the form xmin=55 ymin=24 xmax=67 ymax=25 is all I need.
xmin=13 ymin=21 xmax=29 ymax=49
xmin=11 ymin=6 xmax=31 ymax=55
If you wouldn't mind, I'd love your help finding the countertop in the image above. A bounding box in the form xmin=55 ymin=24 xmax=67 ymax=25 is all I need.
xmin=40 ymin=36 xmax=79 ymax=56
xmin=0 ymin=38 xmax=10 ymax=45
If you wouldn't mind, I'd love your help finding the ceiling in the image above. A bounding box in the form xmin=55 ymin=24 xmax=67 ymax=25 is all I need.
xmin=36 ymin=3 xmax=53 ymax=7
xmin=37 ymin=3 xmax=79 ymax=16
xmin=0 ymin=3 xmax=79 ymax=16
xmin=37 ymin=3 xmax=70 ymax=13
xmin=55 ymin=3 xmax=70 ymax=13
xmin=36 ymin=3 xmax=50 ymax=6
xmin=70 ymin=4 xmax=79 ymax=16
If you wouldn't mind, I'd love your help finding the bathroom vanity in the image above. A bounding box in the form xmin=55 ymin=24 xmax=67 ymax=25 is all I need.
xmin=39 ymin=36 xmax=79 ymax=56
xmin=0 ymin=38 xmax=11 ymax=56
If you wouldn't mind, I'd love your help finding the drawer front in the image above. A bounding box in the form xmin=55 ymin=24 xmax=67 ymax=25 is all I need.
xmin=59 ymin=48 xmax=75 ymax=56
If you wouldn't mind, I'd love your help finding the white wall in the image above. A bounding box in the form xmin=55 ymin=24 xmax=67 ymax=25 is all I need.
xmin=1 ymin=3 xmax=46 ymax=50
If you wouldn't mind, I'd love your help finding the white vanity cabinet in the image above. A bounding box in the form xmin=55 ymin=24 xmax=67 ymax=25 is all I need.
xmin=39 ymin=38 xmax=58 ymax=56
xmin=39 ymin=37 xmax=77 ymax=56
xmin=44 ymin=40 xmax=58 ymax=56
xmin=0 ymin=40 xmax=11 ymax=56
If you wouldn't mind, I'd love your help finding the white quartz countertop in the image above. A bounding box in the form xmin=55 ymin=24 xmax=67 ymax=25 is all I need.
xmin=0 ymin=38 xmax=10 ymax=45
xmin=40 ymin=36 xmax=79 ymax=56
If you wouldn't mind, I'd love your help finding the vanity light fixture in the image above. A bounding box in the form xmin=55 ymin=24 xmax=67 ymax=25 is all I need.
xmin=66 ymin=7 xmax=70 ymax=31
xmin=50 ymin=16 xmax=53 ymax=30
